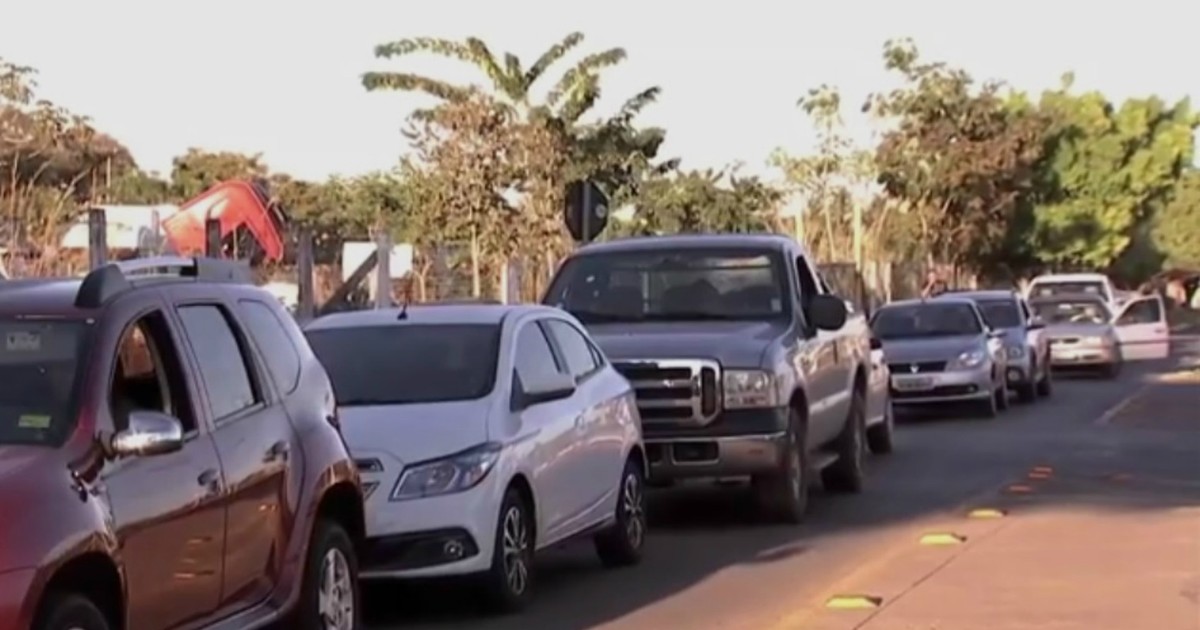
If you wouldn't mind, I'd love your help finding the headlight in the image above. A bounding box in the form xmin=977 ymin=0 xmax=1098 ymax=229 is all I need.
xmin=1005 ymin=346 xmax=1025 ymax=359
xmin=391 ymin=442 xmax=502 ymax=501
xmin=952 ymin=349 xmax=987 ymax=369
xmin=723 ymin=370 xmax=781 ymax=409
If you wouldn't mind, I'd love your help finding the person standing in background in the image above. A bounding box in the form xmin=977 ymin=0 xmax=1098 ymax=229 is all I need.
xmin=921 ymin=270 xmax=949 ymax=298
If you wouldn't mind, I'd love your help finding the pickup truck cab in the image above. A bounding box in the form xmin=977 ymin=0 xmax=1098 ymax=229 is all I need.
xmin=543 ymin=234 xmax=892 ymax=523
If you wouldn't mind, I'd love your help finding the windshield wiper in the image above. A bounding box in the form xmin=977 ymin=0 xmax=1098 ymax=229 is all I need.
xmin=569 ymin=310 xmax=644 ymax=323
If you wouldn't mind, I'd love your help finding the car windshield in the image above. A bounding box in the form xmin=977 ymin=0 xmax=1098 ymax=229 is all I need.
xmin=544 ymin=248 xmax=790 ymax=323
xmin=1029 ymin=281 xmax=1107 ymax=300
xmin=0 ymin=319 xmax=89 ymax=446
xmin=305 ymin=323 xmax=500 ymax=405
xmin=975 ymin=299 xmax=1022 ymax=329
xmin=1030 ymin=300 xmax=1112 ymax=325
xmin=871 ymin=302 xmax=983 ymax=339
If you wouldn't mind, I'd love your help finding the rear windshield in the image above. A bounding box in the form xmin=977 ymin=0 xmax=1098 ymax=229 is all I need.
xmin=544 ymin=248 xmax=790 ymax=323
xmin=975 ymin=299 xmax=1022 ymax=329
xmin=1029 ymin=281 xmax=1108 ymax=300
xmin=305 ymin=323 xmax=500 ymax=405
xmin=871 ymin=302 xmax=983 ymax=340
xmin=0 ymin=320 xmax=89 ymax=446
xmin=1030 ymin=300 xmax=1112 ymax=325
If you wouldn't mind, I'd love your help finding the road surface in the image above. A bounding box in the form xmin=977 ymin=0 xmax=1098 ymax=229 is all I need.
xmin=365 ymin=338 xmax=1200 ymax=629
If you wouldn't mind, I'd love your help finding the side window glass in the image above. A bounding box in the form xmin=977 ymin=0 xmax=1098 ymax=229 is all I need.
xmin=794 ymin=256 xmax=819 ymax=308
xmin=237 ymin=299 xmax=301 ymax=394
xmin=110 ymin=312 xmax=197 ymax=433
xmin=1117 ymin=298 xmax=1163 ymax=325
xmin=1020 ymin=300 xmax=1033 ymax=323
xmin=176 ymin=305 xmax=259 ymax=421
xmin=544 ymin=320 xmax=600 ymax=381
xmin=513 ymin=323 xmax=562 ymax=390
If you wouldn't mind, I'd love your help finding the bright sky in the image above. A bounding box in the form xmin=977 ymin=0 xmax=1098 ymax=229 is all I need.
xmin=2 ymin=0 xmax=1197 ymax=183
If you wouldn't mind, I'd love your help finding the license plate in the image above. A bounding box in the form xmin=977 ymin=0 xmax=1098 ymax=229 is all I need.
xmin=893 ymin=376 xmax=934 ymax=391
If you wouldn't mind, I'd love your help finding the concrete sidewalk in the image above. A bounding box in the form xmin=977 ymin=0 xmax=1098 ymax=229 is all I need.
xmin=793 ymin=373 xmax=1200 ymax=630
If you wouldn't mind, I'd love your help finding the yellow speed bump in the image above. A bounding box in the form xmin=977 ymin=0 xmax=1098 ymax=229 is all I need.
xmin=825 ymin=594 xmax=883 ymax=610
xmin=1027 ymin=471 xmax=1052 ymax=480
xmin=1031 ymin=465 xmax=1054 ymax=474
xmin=968 ymin=507 xmax=1007 ymax=519
xmin=918 ymin=532 xmax=967 ymax=546
xmin=1005 ymin=483 xmax=1034 ymax=494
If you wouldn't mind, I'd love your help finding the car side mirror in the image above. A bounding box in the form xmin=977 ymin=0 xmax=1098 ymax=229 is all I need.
xmin=110 ymin=410 xmax=184 ymax=458
xmin=518 ymin=372 xmax=576 ymax=409
xmin=807 ymin=294 xmax=848 ymax=331
xmin=869 ymin=337 xmax=883 ymax=351
xmin=987 ymin=329 xmax=1007 ymax=339
xmin=1026 ymin=318 xmax=1045 ymax=331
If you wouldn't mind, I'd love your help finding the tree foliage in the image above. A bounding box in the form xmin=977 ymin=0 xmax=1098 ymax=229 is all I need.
xmin=1026 ymin=77 xmax=1199 ymax=271
xmin=1151 ymin=170 xmax=1200 ymax=269
xmin=617 ymin=168 xmax=779 ymax=236
xmin=868 ymin=39 xmax=1050 ymax=275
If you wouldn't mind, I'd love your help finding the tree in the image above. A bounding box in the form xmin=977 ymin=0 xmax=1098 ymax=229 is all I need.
xmin=618 ymin=168 xmax=779 ymax=235
xmin=1151 ymin=170 xmax=1200 ymax=269
xmin=1027 ymin=77 xmax=1199 ymax=272
xmin=170 ymin=148 xmax=269 ymax=199
xmin=867 ymin=39 xmax=1050 ymax=276
xmin=772 ymin=85 xmax=883 ymax=264
xmin=403 ymin=93 xmax=566 ymax=299
xmin=362 ymin=32 xmax=673 ymax=208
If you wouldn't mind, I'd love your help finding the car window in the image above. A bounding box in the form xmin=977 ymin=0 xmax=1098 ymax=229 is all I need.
xmin=976 ymin=299 xmax=1022 ymax=328
xmin=176 ymin=305 xmax=260 ymax=421
xmin=0 ymin=319 xmax=89 ymax=445
xmin=513 ymin=322 xmax=563 ymax=388
xmin=544 ymin=320 xmax=600 ymax=381
xmin=306 ymin=323 xmax=500 ymax=405
xmin=1117 ymin=298 xmax=1163 ymax=325
xmin=1030 ymin=299 xmax=1112 ymax=325
xmin=794 ymin=256 xmax=819 ymax=309
xmin=110 ymin=312 xmax=197 ymax=433
xmin=237 ymin=299 xmax=301 ymax=394
xmin=544 ymin=248 xmax=790 ymax=323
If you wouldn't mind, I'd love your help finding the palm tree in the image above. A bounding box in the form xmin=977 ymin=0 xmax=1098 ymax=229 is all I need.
xmin=362 ymin=32 xmax=674 ymax=198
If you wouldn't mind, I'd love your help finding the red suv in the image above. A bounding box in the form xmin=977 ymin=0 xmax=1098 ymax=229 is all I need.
xmin=0 ymin=257 xmax=364 ymax=630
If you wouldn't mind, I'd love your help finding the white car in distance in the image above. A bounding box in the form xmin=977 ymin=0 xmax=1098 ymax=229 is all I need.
xmin=303 ymin=304 xmax=647 ymax=612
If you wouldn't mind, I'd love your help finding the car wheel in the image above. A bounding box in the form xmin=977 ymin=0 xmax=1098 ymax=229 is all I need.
xmin=866 ymin=399 xmax=895 ymax=455
xmin=1102 ymin=361 xmax=1122 ymax=379
xmin=752 ymin=408 xmax=809 ymax=523
xmin=977 ymin=386 xmax=999 ymax=418
xmin=1036 ymin=360 xmax=1053 ymax=397
xmin=481 ymin=487 xmax=535 ymax=613
xmin=292 ymin=519 xmax=360 ymax=630
xmin=34 ymin=593 xmax=110 ymax=630
xmin=823 ymin=387 xmax=867 ymax=493
xmin=594 ymin=457 xmax=647 ymax=568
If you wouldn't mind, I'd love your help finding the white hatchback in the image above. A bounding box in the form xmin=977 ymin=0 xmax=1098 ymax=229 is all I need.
xmin=304 ymin=303 xmax=646 ymax=612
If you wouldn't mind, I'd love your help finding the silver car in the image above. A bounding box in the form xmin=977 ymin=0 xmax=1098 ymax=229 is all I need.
xmin=870 ymin=297 xmax=1010 ymax=417
xmin=937 ymin=290 xmax=1053 ymax=403
xmin=1028 ymin=294 xmax=1123 ymax=378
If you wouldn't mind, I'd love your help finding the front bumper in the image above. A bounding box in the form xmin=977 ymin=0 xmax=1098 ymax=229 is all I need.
xmin=1049 ymin=343 xmax=1118 ymax=367
xmin=359 ymin=478 xmax=497 ymax=579
xmin=890 ymin=365 xmax=994 ymax=404
xmin=643 ymin=407 xmax=790 ymax=480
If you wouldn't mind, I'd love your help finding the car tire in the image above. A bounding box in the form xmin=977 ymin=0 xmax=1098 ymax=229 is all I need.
xmin=866 ymin=399 xmax=895 ymax=455
xmin=823 ymin=387 xmax=867 ymax=493
xmin=1016 ymin=377 xmax=1037 ymax=403
xmin=1036 ymin=361 xmax=1053 ymax=397
xmin=752 ymin=407 xmax=809 ymax=524
xmin=34 ymin=593 xmax=110 ymax=630
xmin=977 ymin=387 xmax=999 ymax=418
xmin=481 ymin=487 xmax=536 ymax=613
xmin=292 ymin=519 xmax=361 ymax=630
xmin=1102 ymin=361 xmax=1121 ymax=379
xmin=594 ymin=457 xmax=647 ymax=568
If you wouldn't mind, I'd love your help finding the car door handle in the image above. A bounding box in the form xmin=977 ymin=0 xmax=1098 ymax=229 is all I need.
xmin=264 ymin=440 xmax=290 ymax=463
xmin=197 ymin=468 xmax=222 ymax=496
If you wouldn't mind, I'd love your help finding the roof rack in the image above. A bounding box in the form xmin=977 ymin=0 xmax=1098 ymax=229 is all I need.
xmin=76 ymin=256 xmax=253 ymax=308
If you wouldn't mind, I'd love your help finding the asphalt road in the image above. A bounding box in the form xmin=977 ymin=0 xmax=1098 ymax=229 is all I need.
xmin=365 ymin=340 xmax=1198 ymax=630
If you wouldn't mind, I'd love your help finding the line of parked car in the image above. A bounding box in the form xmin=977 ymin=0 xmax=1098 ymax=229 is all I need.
xmin=0 ymin=240 xmax=1170 ymax=630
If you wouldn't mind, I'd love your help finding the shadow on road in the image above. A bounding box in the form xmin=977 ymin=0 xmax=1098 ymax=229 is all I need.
xmin=364 ymin=351 xmax=1199 ymax=630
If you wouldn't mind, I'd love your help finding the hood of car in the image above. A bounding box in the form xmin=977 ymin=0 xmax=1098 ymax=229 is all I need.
xmin=337 ymin=399 xmax=492 ymax=472
xmin=879 ymin=335 xmax=984 ymax=364
xmin=585 ymin=320 xmax=785 ymax=368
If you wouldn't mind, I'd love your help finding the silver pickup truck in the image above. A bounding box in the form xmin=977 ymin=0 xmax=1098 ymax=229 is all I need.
xmin=543 ymin=234 xmax=893 ymax=523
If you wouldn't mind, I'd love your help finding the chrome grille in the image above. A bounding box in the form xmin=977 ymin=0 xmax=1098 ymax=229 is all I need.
xmin=612 ymin=359 xmax=720 ymax=425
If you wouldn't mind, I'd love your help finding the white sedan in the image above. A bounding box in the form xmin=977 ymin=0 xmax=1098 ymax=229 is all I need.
xmin=304 ymin=303 xmax=646 ymax=612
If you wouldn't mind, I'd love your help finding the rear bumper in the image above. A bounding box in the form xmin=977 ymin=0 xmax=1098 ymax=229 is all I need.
xmin=1050 ymin=344 xmax=1118 ymax=367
